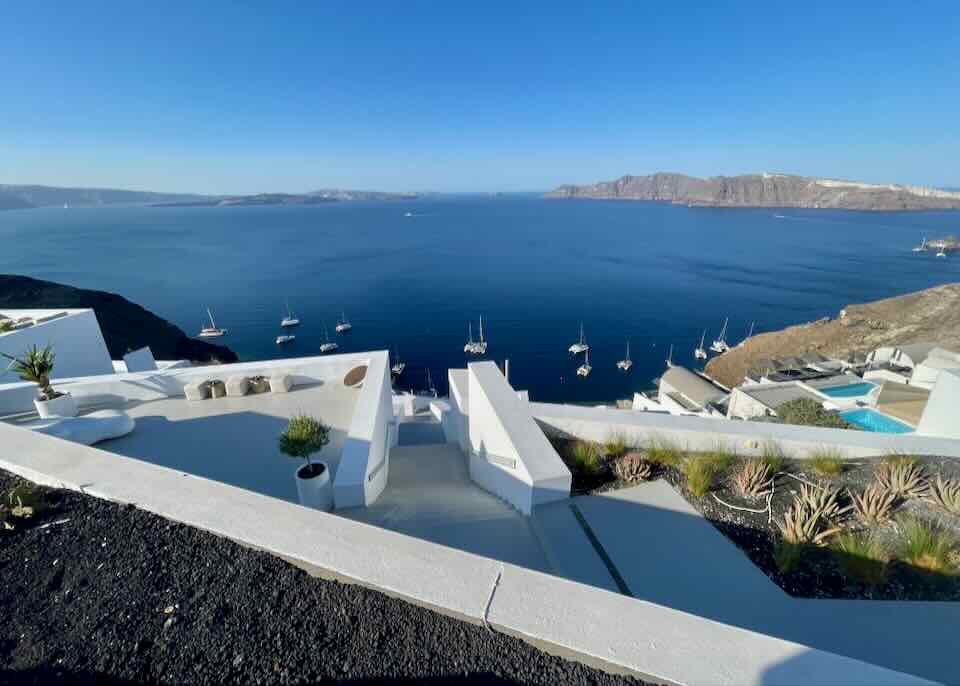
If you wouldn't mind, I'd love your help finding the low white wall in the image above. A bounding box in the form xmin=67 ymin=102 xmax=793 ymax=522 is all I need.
xmin=333 ymin=351 xmax=395 ymax=509
xmin=0 ymin=421 xmax=935 ymax=685
xmin=531 ymin=402 xmax=960 ymax=459
xmin=467 ymin=362 xmax=570 ymax=514
xmin=917 ymin=369 xmax=960 ymax=439
xmin=0 ymin=309 xmax=113 ymax=384
xmin=447 ymin=369 xmax=470 ymax=453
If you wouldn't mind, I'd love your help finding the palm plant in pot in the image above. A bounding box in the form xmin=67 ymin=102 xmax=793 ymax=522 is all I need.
xmin=2 ymin=344 xmax=77 ymax=418
xmin=279 ymin=414 xmax=332 ymax=510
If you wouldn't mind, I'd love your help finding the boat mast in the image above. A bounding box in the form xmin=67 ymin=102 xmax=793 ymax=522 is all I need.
xmin=207 ymin=307 xmax=216 ymax=329
xmin=478 ymin=315 xmax=484 ymax=344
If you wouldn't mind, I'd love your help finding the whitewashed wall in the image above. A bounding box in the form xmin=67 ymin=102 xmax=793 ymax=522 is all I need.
xmin=0 ymin=309 xmax=113 ymax=383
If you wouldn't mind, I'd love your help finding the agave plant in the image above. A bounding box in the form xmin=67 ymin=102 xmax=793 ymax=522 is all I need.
xmin=850 ymin=483 xmax=897 ymax=525
xmin=777 ymin=498 xmax=842 ymax=546
xmin=613 ymin=453 xmax=652 ymax=483
xmin=732 ymin=460 xmax=774 ymax=497
xmin=875 ymin=461 xmax=927 ymax=500
xmin=926 ymin=475 xmax=960 ymax=515
xmin=796 ymin=482 xmax=850 ymax=520
xmin=2 ymin=344 xmax=60 ymax=400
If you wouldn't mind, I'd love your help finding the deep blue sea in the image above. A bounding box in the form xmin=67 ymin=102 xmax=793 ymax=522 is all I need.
xmin=1 ymin=195 xmax=957 ymax=402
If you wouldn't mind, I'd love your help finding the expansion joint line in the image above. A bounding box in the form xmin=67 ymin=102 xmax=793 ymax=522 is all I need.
xmin=569 ymin=503 xmax=633 ymax=598
xmin=482 ymin=568 xmax=503 ymax=631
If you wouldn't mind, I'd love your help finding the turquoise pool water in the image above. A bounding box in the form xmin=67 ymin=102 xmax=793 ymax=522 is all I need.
xmin=820 ymin=382 xmax=876 ymax=398
xmin=840 ymin=408 xmax=913 ymax=433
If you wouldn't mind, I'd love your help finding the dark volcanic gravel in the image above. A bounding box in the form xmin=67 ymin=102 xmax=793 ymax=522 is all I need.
xmin=0 ymin=469 xmax=651 ymax=685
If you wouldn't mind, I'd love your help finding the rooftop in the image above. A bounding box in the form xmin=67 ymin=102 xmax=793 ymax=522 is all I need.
xmin=737 ymin=382 xmax=826 ymax=410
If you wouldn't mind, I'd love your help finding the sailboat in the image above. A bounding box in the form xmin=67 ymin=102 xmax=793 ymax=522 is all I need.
xmin=319 ymin=323 xmax=338 ymax=353
xmin=740 ymin=321 xmax=755 ymax=346
xmin=694 ymin=330 xmax=707 ymax=360
xmin=666 ymin=344 xmax=674 ymax=368
xmin=912 ymin=237 xmax=928 ymax=252
xmin=473 ymin=315 xmax=487 ymax=354
xmin=710 ymin=318 xmax=729 ymax=353
xmin=464 ymin=321 xmax=476 ymax=353
xmin=335 ymin=311 xmax=352 ymax=333
xmin=198 ymin=308 xmax=227 ymax=337
xmin=577 ymin=348 xmax=592 ymax=377
xmin=616 ymin=339 xmax=633 ymax=371
xmin=937 ymin=246 xmax=947 ymax=258
xmin=569 ymin=322 xmax=589 ymax=354
xmin=417 ymin=369 xmax=438 ymax=397
xmin=391 ymin=348 xmax=405 ymax=375
xmin=276 ymin=334 xmax=295 ymax=344
xmin=280 ymin=300 xmax=300 ymax=328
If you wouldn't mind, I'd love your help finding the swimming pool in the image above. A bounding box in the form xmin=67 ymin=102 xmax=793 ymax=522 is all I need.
xmin=820 ymin=382 xmax=876 ymax=398
xmin=840 ymin=408 xmax=913 ymax=433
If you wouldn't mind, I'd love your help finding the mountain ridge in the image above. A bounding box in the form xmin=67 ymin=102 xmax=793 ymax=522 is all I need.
xmin=545 ymin=172 xmax=960 ymax=210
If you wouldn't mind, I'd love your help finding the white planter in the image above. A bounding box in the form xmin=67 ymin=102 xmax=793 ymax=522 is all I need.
xmin=35 ymin=392 xmax=78 ymax=419
xmin=294 ymin=461 xmax=333 ymax=511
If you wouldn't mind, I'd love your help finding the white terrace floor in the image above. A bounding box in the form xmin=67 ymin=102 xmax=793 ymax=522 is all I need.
xmin=97 ymin=382 xmax=360 ymax=505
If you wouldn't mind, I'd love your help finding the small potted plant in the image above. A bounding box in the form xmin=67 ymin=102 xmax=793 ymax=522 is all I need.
xmin=3 ymin=344 xmax=77 ymax=419
xmin=279 ymin=414 xmax=332 ymax=511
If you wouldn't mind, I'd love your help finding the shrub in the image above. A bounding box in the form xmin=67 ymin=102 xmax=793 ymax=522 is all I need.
xmin=1 ymin=484 xmax=44 ymax=530
xmin=777 ymin=398 xmax=857 ymax=430
xmin=850 ymin=483 xmax=897 ymax=525
xmin=875 ymin=460 xmax=927 ymax=500
xmin=831 ymin=531 xmax=889 ymax=586
xmin=773 ymin=540 xmax=804 ymax=574
xmin=683 ymin=453 xmax=731 ymax=497
xmin=760 ymin=442 xmax=786 ymax=474
xmin=926 ymin=475 xmax=960 ymax=515
xmin=644 ymin=436 xmax=682 ymax=467
xmin=569 ymin=440 xmax=602 ymax=476
xmin=881 ymin=453 xmax=918 ymax=468
xmin=612 ymin=452 xmax=652 ymax=483
xmin=894 ymin=516 xmax=958 ymax=575
xmin=807 ymin=449 xmax=844 ymax=477
xmin=279 ymin=414 xmax=331 ymax=476
xmin=603 ymin=433 xmax=629 ymax=459
xmin=732 ymin=460 xmax=774 ymax=497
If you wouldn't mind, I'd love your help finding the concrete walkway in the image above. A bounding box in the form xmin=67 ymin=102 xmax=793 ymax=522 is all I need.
xmin=565 ymin=481 xmax=960 ymax=685
xmin=341 ymin=443 xmax=551 ymax=572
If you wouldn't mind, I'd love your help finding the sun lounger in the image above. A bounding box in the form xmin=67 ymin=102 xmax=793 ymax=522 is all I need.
xmin=226 ymin=375 xmax=249 ymax=397
xmin=31 ymin=409 xmax=135 ymax=445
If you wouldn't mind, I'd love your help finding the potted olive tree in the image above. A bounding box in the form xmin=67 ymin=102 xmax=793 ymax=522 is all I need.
xmin=279 ymin=414 xmax=332 ymax=511
xmin=2 ymin=344 xmax=77 ymax=419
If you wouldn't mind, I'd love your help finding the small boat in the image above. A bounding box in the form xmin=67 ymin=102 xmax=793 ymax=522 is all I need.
xmin=319 ymin=323 xmax=338 ymax=353
xmin=392 ymin=349 xmax=406 ymax=375
xmin=569 ymin=322 xmax=589 ymax=354
xmin=335 ymin=311 xmax=352 ymax=333
xmin=280 ymin=300 xmax=300 ymax=328
xmin=666 ymin=344 xmax=674 ymax=368
xmin=198 ymin=308 xmax=227 ymax=337
xmin=937 ymin=246 xmax=947 ymax=258
xmin=912 ymin=237 xmax=928 ymax=252
xmin=694 ymin=330 xmax=707 ymax=360
xmin=709 ymin=317 xmax=729 ymax=353
xmin=416 ymin=369 xmax=438 ymax=397
xmin=740 ymin=321 xmax=755 ymax=346
xmin=276 ymin=334 xmax=295 ymax=345
xmin=404 ymin=212 xmax=413 ymax=217
xmin=577 ymin=349 xmax=592 ymax=377
xmin=616 ymin=339 xmax=632 ymax=371
xmin=473 ymin=315 xmax=487 ymax=354
xmin=464 ymin=321 xmax=476 ymax=353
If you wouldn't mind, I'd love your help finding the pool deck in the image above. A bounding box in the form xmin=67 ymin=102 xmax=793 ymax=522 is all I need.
xmin=97 ymin=382 xmax=360 ymax=504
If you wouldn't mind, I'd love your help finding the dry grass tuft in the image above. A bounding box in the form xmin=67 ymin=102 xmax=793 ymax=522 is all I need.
xmin=850 ymin=483 xmax=898 ymax=525
xmin=895 ymin=516 xmax=958 ymax=575
xmin=831 ymin=530 xmax=889 ymax=586
xmin=603 ymin=433 xmax=629 ymax=459
xmin=807 ymin=449 xmax=844 ymax=477
xmin=644 ymin=436 xmax=683 ymax=467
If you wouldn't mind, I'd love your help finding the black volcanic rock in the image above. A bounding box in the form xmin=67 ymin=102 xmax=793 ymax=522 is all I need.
xmin=546 ymin=172 xmax=960 ymax=210
xmin=0 ymin=275 xmax=237 ymax=364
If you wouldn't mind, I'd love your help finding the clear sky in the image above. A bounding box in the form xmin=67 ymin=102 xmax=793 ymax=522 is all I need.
xmin=2 ymin=1 xmax=958 ymax=194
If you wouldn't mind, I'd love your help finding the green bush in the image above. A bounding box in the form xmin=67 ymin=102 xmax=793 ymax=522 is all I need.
xmin=644 ymin=436 xmax=682 ymax=467
xmin=569 ymin=441 xmax=602 ymax=476
xmin=808 ymin=449 xmax=844 ymax=477
xmin=895 ymin=516 xmax=958 ymax=575
xmin=831 ymin=530 xmax=888 ymax=586
xmin=777 ymin=398 xmax=857 ymax=430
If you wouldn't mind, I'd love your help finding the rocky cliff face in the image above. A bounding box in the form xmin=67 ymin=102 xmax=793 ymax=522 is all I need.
xmin=704 ymin=283 xmax=960 ymax=387
xmin=546 ymin=172 xmax=960 ymax=210
xmin=0 ymin=275 xmax=237 ymax=364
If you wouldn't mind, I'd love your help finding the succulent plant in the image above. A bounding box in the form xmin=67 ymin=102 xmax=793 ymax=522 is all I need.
xmin=850 ymin=483 xmax=898 ymax=525
xmin=613 ymin=453 xmax=653 ymax=483
xmin=926 ymin=475 xmax=960 ymax=515
xmin=732 ymin=460 xmax=774 ymax=497
xmin=876 ymin=461 xmax=927 ymax=499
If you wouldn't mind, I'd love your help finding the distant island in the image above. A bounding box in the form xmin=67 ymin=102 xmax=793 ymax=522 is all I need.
xmin=545 ymin=172 xmax=960 ymax=211
xmin=0 ymin=184 xmax=419 ymax=211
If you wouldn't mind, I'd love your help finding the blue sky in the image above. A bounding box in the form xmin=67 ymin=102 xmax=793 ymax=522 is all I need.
xmin=2 ymin=1 xmax=958 ymax=193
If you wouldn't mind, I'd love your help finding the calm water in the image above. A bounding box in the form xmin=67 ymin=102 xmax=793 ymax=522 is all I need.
xmin=1 ymin=196 xmax=957 ymax=402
